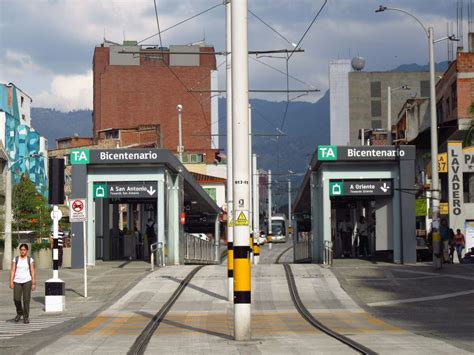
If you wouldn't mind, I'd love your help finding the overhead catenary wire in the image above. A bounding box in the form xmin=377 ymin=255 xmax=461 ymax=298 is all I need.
xmin=248 ymin=9 xmax=296 ymax=48
xmin=139 ymin=2 xmax=223 ymax=44
xmin=288 ymin=0 xmax=328 ymax=61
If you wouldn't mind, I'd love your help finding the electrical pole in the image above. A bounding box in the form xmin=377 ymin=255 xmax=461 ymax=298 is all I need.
xmin=232 ymin=0 xmax=251 ymax=341
xmin=248 ymin=104 xmax=253 ymax=264
xmin=177 ymin=104 xmax=184 ymax=162
xmin=387 ymin=86 xmax=392 ymax=145
xmin=225 ymin=0 xmax=234 ymax=302
xmin=268 ymin=170 xmax=272 ymax=249
xmin=288 ymin=179 xmax=292 ymax=239
xmin=3 ymin=167 xmax=12 ymax=270
xmin=252 ymin=154 xmax=259 ymax=264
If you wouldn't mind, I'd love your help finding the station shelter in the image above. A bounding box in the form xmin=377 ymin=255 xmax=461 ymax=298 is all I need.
xmin=293 ymin=145 xmax=417 ymax=264
xmin=69 ymin=148 xmax=221 ymax=268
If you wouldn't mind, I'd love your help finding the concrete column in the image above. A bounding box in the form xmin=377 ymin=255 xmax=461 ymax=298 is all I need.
xmin=215 ymin=216 xmax=220 ymax=262
xmin=167 ymin=175 xmax=181 ymax=265
xmin=102 ymin=199 xmax=111 ymax=261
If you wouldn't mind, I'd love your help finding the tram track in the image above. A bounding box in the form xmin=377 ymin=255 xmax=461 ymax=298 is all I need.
xmin=283 ymin=263 xmax=377 ymax=355
xmin=127 ymin=265 xmax=205 ymax=355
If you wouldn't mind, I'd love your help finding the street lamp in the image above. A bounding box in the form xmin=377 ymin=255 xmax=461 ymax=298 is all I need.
xmin=3 ymin=153 xmax=43 ymax=270
xmin=376 ymin=5 xmax=458 ymax=267
xmin=176 ymin=104 xmax=184 ymax=162
xmin=387 ymin=85 xmax=410 ymax=145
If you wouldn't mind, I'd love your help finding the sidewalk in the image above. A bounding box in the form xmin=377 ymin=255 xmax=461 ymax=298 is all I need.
xmin=0 ymin=260 xmax=150 ymax=353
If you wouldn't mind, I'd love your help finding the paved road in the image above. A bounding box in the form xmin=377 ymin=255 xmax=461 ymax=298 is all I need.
xmin=331 ymin=259 xmax=474 ymax=352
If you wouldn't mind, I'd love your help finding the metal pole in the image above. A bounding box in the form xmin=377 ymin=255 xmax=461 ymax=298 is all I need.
xmin=177 ymin=104 xmax=183 ymax=162
xmin=232 ymin=0 xmax=251 ymax=341
xmin=288 ymin=179 xmax=292 ymax=239
xmin=83 ymin=220 xmax=88 ymax=297
xmin=387 ymin=86 xmax=392 ymax=145
xmin=225 ymin=0 xmax=234 ymax=303
xmin=248 ymin=104 xmax=253 ymax=264
xmin=268 ymin=170 xmax=272 ymax=249
xmin=252 ymin=154 xmax=259 ymax=264
xmin=3 ymin=167 xmax=12 ymax=270
xmin=429 ymin=26 xmax=441 ymax=269
xmin=215 ymin=216 xmax=220 ymax=263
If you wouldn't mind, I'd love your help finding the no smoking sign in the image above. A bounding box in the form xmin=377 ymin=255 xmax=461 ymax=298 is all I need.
xmin=70 ymin=198 xmax=87 ymax=222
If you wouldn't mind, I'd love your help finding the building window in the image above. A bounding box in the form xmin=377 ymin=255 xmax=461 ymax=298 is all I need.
xmin=20 ymin=96 xmax=24 ymax=108
xmin=436 ymin=100 xmax=444 ymax=124
xmin=370 ymin=81 xmax=381 ymax=98
xmin=372 ymin=120 xmax=382 ymax=129
xmin=204 ymin=187 xmax=217 ymax=202
xmin=371 ymin=100 xmax=382 ymax=117
xmin=420 ymin=80 xmax=430 ymax=97
xmin=451 ymin=82 xmax=457 ymax=111
xmin=105 ymin=130 xmax=119 ymax=139
xmin=182 ymin=153 xmax=204 ymax=164
xmin=21 ymin=114 xmax=26 ymax=121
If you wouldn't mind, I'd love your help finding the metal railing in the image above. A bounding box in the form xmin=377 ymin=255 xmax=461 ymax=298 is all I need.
xmin=323 ymin=240 xmax=333 ymax=266
xmin=184 ymin=233 xmax=217 ymax=264
xmin=150 ymin=242 xmax=164 ymax=271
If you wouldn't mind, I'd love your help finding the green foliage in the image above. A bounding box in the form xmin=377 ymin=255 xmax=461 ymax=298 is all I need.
xmin=12 ymin=175 xmax=52 ymax=238
xmin=31 ymin=241 xmax=51 ymax=253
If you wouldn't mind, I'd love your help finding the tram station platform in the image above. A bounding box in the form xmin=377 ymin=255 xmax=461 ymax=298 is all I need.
xmin=0 ymin=244 xmax=462 ymax=354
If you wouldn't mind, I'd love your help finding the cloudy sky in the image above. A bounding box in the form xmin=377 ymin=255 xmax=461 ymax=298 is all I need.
xmin=0 ymin=0 xmax=465 ymax=111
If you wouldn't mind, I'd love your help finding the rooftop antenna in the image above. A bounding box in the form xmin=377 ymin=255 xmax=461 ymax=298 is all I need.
xmin=448 ymin=23 xmax=454 ymax=62
xmin=123 ymin=29 xmax=126 ymax=43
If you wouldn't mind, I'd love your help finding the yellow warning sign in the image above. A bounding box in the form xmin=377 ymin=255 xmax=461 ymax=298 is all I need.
xmin=235 ymin=211 xmax=249 ymax=226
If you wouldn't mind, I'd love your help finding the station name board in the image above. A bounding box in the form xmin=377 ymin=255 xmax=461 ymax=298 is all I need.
xmin=329 ymin=180 xmax=393 ymax=197
xmin=71 ymin=149 xmax=165 ymax=165
xmin=317 ymin=145 xmax=415 ymax=161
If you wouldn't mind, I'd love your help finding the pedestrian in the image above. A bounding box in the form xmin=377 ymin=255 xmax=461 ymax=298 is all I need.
xmin=357 ymin=216 xmax=369 ymax=257
xmin=454 ymin=228 xmax=465 ymax=263
xmin=448 ymin=228 xmax=455 ymax=264
xmin=9 ymin=244 xmax=36 ymax=324
xmin=135 ymin=227 xmax=143 ymax=260
xmin=338 ymin=215 xmax=352 ymax=258
xmin=439 ymin=219 xmax=450 ymax=263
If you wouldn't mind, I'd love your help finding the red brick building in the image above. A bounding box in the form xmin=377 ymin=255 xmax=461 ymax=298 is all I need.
xmin=93 ymin=40 xmax=220 ymax=163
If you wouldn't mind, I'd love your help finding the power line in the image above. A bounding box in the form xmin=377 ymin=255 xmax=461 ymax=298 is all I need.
xmin=248 ymin=9 xmax=296 ymax=48
xmin=288 ymin=0 xmax=328 ymax=61
xmin=139 ymin=2 xmax=223 ymax=44
xmin=249 ymin=56 xmax=318 ymax=89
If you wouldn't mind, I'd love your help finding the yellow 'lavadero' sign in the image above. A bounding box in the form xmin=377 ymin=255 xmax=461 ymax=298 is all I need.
xmin=440 ymin=202 xmax=449 ymax=215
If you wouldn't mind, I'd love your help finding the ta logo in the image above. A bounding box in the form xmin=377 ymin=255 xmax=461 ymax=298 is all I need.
xmin=70 ymin=149 xmax=90 ymax=165
xmin=317 ymin=146 xmax=337 ymax=161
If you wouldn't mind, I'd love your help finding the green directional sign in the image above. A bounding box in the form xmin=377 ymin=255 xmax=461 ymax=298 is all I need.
xmin=329 ymin=182 xmax=344 ymax=197
xmin=70 ymin=149 xmax=90 ymax=165
xmin=317 ymin=146 xmax=337 ymax=161
xmin=93 ymin=183 xmax=108 ymax=198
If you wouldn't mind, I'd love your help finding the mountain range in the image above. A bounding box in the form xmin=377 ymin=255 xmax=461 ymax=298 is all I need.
xmin=30 ymin=61 xmax=448 ymax=207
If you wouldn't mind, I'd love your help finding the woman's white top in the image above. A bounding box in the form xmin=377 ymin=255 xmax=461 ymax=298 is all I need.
xmin=12 ymin=257 xmax=34 ymax=283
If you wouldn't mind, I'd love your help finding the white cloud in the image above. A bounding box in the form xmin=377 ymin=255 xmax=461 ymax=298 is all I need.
xmin=34 ymin=70 xmax=93 ymax=112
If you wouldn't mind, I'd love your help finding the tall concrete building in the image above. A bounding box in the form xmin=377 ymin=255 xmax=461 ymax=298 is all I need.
xmin=92 ymin=40 xmax=219 ymax=164
xmin=329 ymin=60 xmax=351 ymax=146
xmin=348 ymin=71 xmax=435 ymax=145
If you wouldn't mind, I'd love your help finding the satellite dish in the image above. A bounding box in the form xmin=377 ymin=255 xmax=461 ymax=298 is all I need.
xmin=351 ymin=56 xmax=366 ymax=71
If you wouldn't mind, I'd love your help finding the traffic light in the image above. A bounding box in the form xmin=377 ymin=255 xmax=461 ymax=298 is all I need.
xmin=48 ymin=158 xmax=65 ymax=205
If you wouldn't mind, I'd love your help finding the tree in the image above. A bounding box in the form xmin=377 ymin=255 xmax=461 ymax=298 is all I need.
xmin=12 ymin=175 xmax=52 ymax=238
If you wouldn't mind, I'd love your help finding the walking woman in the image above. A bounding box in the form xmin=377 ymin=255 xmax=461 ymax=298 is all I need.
xmin=9 ymin=244 xmax=36 ymax=323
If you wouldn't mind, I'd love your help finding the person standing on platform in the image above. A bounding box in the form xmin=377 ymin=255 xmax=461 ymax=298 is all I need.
xmin=439 ymin=219 xmax=450 ymax=263
xmin=146 ymin=218 xmax=157 ymax=256
xmin=338 ymin=215 xmax=352 ymax=258
xmin=9 ymin=244 xmax=36 ymax=324
xmin=454 ymin=229 xmax=466 ymax=263
xmin=357 ymin=216 xmax=369 ymax=258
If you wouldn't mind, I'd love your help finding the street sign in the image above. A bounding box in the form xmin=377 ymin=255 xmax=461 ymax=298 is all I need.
xmin=70 ymin=198 xmax=87 ymax=222
xmin=50 ymin=208 xmax=63 ymax=220
xmin=330 ymin=180 xmax=393 ymax=197
xmin=93 ymin=182 xmax=158 ymax=199
xmin=70 ymin=149 xmax=90 ymax=165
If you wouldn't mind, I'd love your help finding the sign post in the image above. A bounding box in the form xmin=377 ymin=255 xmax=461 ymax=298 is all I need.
xmin=45 ymin=206 xmax=65 ymax=312
xmin=69 ymin=198 xmax=88 ymax=298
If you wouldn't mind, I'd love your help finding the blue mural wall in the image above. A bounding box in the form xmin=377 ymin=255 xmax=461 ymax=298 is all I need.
xmin=0 ymin=83 xmax=48 ymax=197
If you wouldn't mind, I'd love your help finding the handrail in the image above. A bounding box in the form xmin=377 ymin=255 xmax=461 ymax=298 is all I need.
xmin=150 ymin=242 xmax=164 ymax=271
xmin=324 ymin=240 xmax=333 ymax=266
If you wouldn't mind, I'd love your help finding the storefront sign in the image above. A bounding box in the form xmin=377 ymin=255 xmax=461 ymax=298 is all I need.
xmin=464 ymin=221 xmax=474 ymax=251
xmin=448 ymin=141 xmax=464 ymax=231
xmin=416 ymin=199 xmax=427 ymax=217
xmin=317 ymin=145 xmax=415 ymax=162
xmin=329 ymin=180 xmax=393 ymax=197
